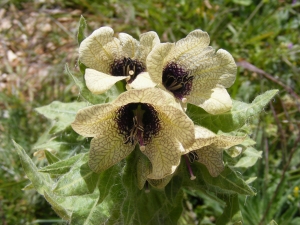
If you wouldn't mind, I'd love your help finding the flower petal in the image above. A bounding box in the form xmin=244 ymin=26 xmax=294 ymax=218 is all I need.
xmin=148 ymin=174 xmax=174 ymax=189
xmin=138 ymin=31 xmax=160 ymax=61
xmin=195 ymin=145 xmax=224 ymax=177
xmin=114 ymin=87 xmax=181 ymax=110
xmin=146 ymin=43 xmax=174 ymax=84
xmin=71 ymin=103 xmax=117 ymax=137
xmin=188 ymin=85 xmax=232 ymax=114
xmin=118 ymin=33 xmax=140 ymax=58
xmin=191 ymin=48 xmax=237 ymax=88
xmin=85 ymin=68 xmax=127 ymax=94
xmin=157 ymin=105 xmax=195 ymax=149
xmin=129 ymin=72 xmax=156 ymax=89
xmin=166 ymin=29 xmax=211 ymax=67
xmin=89 ymin=134 xmax=135 ymax=173
xmin=214 ymin=135 xmax=246 ymax=148
xmin=79 ymin=27 xmax=122 ymax=73
xmin=143 ymin=130 xmax=184 ymax=179
xmin=185 ymin=125 xmax=217 ymax=153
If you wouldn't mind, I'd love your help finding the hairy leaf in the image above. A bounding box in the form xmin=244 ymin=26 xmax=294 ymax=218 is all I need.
xmin=216 ymin=194 xmax=243 ymax=225
xmin=77 ymin=15 xmax=87 ymax=45
xmin=14 ymin=140 xmax=53 ymax=195
xmin=186 ymin=89 xmax=279 ymax=133
xmin=234 ymin=147 xmax=262 ymax=168
xmin=35 ymin=101 xmax=87 ymax=133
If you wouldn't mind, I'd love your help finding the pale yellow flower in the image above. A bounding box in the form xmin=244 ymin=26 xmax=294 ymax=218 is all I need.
xmin=186 ymin=133 xmax=246 ymax=177
xmin=137 ymin=125 xmax=221 ymax=187
xmin=71 ymin=88 xmax=195 ymax=179
xmin=147 ymin=29 xmax=237 ymax=114
xmin=79 ymin=27 xmax=159 ymax=94
xmin=136 ymin=155 xmax=173 ymax=190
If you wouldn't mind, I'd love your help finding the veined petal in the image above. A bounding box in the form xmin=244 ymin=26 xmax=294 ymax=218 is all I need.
xmin=195 ymin=145 xmax=224 ymax=177
xmin=148 ymin=173 xmax=174 ymax=189
xmin=119 ymin=33 xmax=140 ymax=59
xmin=191 ymin=49 xmax=237 ymax=88
xmin=146 ymin=43 xmax=174 ymax=84
xmin=193 ymin=134 xmax=246 ymax=177
xmin=85 ymin=68 xmax=127 ymax=94
xmin=166 ymin=30 xmax=211 ymax=66
xmin=89 ymin=134 xmax=135 ymax=173
xmin=188 ymin=85 xmax=232 ymax=114
xmin=137 ymin=154 xmax=174 ymax=189
xmin=144 ymin=130 xmax=183 ymax=179
xmin=71 ymin=103 xmax=117 ymax=137
xmin=79 ymin=27 xmax=122 ymax=73
xmin=138 ymin=31 xmax=160 ymax=62
xmin=129 ymin=72 xmax=157 ymax=89
xmin=146 ymin=29 xmax=236 ymax=112
xmin=185 ymin=125 xmax=217 ymax=153
xmin=214 ymin=135 xmax=246 ymax=148
xmin=157 ymin=105 xmax=195 ymax=148
xmin=114 ymin=88 xmax=181 ymax=110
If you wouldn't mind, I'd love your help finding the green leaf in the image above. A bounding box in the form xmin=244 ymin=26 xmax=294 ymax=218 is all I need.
xmin=108 ymin=150 xmax=184 ymax=225
xmin=44 ymin=150 xmax=60 ymax=164
xmin=42 ymin=155 xmax=122 ymax=224
xmin=44 ymin=192 xmax=72 ymax=221
xmin=216 ymin=194 xmax=243 ymax=225
xmin=51 ymin=154 xmax=100 ymax=196
xmin=44 ymin=189 xmax=112 ymax=224
xmin=33 ymin=127 xmax=89 ymax=160
xmin=77 ymin=15 xmax=87 ymax=45
xmin=194 ymin=164 xmax=255 ymax=196
xmin=35 ymin=101 xmax=87 ymax=133
xmin=13 ymin=140 xmax=53 ymax=195
xmin=39 ymin=153 xmax=86 ymax=175
xmin=187 ymin=90 xmax=279 ymax=133
xmin=234 ymin=147 xmax=262 ymax=168
xmin=232 ymin=0 xmax=252 ymax=6
xmin=268 ymin=220 xmax=278 ymax=225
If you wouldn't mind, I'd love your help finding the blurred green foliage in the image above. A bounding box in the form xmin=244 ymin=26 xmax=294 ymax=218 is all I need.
xmin=0 ymin=0 xmax=299 ymax=224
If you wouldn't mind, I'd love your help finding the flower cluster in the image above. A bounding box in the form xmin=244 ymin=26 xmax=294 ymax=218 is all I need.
xmin=72 ymin=27 xmax=243 ymax=189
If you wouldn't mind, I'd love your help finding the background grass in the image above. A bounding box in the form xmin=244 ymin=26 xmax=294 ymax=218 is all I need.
xmin=0 ymin=0 xmax=299 ymax=224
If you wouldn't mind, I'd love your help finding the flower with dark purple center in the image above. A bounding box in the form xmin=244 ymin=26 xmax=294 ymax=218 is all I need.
xmin=185 ymin=127 xmax=246 ymax=177
xmin=162 ymin=62 xmax=194 ymax=100
xmin=71 ymin=88 xmax=195 ymax=179
xmin=147 ymin=29 xmax=237 ymax=114
xmin=111 ymin=57 xmax=145 ymax=83
xmin=79 ymin=27 xmax=159 ymax=94
xmin=115 ymin=103 xmax=160 ymax=149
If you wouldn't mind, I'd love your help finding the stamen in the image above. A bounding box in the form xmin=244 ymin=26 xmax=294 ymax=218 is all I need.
xmin=184 ymin=154 xmax=196 ymax=180
xmin=162 ymin=62 xmax=194 ymax=100
xmin=115 ymin=103 xmax=161 ymax=149
xmin=111 ymin=57 xmax=145 ymax=83
xmin=188 ymin=151 xmax=199 ymax=163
